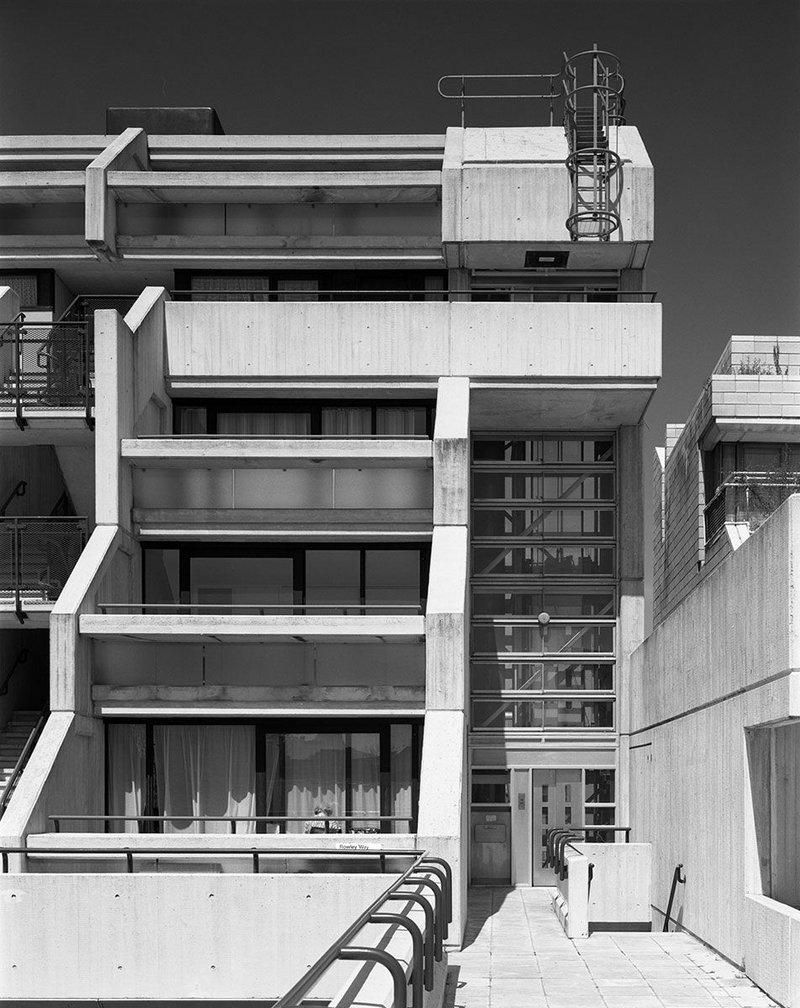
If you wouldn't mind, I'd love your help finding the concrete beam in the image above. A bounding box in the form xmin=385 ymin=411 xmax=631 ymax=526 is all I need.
xmin=85 ymin=128 xmax=149 ymax=260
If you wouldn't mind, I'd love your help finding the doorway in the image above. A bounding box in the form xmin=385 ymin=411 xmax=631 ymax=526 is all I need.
xmin=531 ymin=769 xmax=582 ymax=885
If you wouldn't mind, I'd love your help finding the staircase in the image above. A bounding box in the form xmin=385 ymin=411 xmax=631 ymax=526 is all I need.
xmin=0 ymin=710 xmax=44 ymax=812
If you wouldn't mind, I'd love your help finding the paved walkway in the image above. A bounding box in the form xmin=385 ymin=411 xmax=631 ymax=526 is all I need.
xmin=445 ymin=888 xmax=779 ymax=1008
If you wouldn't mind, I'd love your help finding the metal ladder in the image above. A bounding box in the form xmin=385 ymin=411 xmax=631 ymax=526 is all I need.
xmin=562 ymin=47 xmax=626 ymax=241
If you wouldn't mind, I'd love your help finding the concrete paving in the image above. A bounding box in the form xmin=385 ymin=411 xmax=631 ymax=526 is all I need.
xmin=445 ymin=888 xmax=779 ymax=1008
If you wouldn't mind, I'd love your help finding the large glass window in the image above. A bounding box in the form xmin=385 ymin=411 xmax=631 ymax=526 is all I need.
xmin=106 ymin=720 xmax=421 ymax=835
xmin=143 ymin=544 xmax=428 ymax=613
xmin=173 ymin=399 xmax=435 ymax=437
xmin=470 ymin=433 xmax=617 ymax=736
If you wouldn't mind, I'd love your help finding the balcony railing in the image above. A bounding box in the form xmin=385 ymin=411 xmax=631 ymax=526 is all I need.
xmin=704 ymin=472 xmax=800 ymax=545
xmin=0 ymin=316 xmax=93 ymax=428
xmin=96 ymin=602 xmax=424 ymax=616
xmin=0 ymin=517 xmax=87 ymax=621
xmin=50 ymin=813 xmax=415 ymax=835
xmin=171 ymin=288 xmax=658 ymax=303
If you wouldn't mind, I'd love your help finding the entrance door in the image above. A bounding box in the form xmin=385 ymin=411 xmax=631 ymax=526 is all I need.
xmin=531 ymin=769 xmax=582 ymax=885
xmin=470 ymin=809 xmax=511 ymax=884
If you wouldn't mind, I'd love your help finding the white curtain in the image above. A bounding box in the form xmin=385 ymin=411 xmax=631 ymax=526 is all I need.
xmin=321 ymin=408 xmax=372 ymax=436
xmin=154 ymin=725 xmax=256 ymax=834
xmin=350 ymin=733 xmax=381 ymax=832
xmin=107 ymin=723 xmax=146 ymax=833
xmin=285 ymin=733 xmax=346 ymax=834
xmin=390 ymin=725 xmax=413 ymax=834
xmin=217 ymin=412 xmax=311 ymax=435
xmin=191 ymin=276 xmax=270 ymax=301
xmin=376 ymin=407 xmax=424 ymax=436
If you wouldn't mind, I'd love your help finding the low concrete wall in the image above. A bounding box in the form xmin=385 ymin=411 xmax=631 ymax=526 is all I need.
xmin=0 ymin=872 xmax=389 ymax=999
xmin=554 ymin=842 xmax=652 ymax=939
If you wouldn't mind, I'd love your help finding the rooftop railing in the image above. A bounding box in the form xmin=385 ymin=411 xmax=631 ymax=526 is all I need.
xmin=704 ymin=472 xmax=800 ymax=545
xmin=0 ymin=516 xmax=87 ymax=622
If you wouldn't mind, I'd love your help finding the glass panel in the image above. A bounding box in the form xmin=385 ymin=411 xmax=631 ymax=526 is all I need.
xmin=472 ymin=439 xmax=540 ymax=462
xmin=472 ymin=622 xmax=613 ymax=655
xmin=472 ymin=545 xmax=615 ymax=578
xmin=189 ymin=556 xmax=295 ymax=609
xmin=471 ymin=662 xmax=544 ymax=692
xmin=107 ymin=723 xmax=146 ymax=833
xmin=376 ymin=407 xmax=428 ymax=436
xmin=543 ymin=437 xmax=614 ymax=463
xmin=471 ymin=661 xmax=613 ymax=692
xmin=472 ymin=472 xmax=614 ymax=503
xmin=365 ymin=550 xmax=420 ymax=610
xmin=217 ymin=412 xmax=311 ymax=435
xmin=585 ymin=769 xmax=616 ymax=804
xmin=174 ymin=406 xmax=208 ymax=435
xmin=390 ymin=724 xmax=413 ymax=833
xmin=471 ymin=589 xmax=615 ymax=618
xmin=154 ymin=724 xmax=256 ymax=834
xmin=305 ymin=550 xmax=360 ymax=611
xmin=542 ymin=699 xmax=614 ymax=729
xmin=144 ymin=548 xmax=180 ymax=606
xmin=471 ymin=699 xmax=543 ymax=729
xmin=320 ymin=407 xmax=372 ymax=436
xmin=471 ymin=507 xmax=614 ymax=538
xmin=471 ymin=770 xmax=510 ymax=804
xmin=350 ymin=733 xmax=381 ymax=833
xmin=285 ymin=733 xmax=346 ymax=835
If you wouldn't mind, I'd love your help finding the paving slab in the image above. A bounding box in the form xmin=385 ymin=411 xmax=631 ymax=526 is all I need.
xmin=443 ymin=888 xmax=780 ymax=1008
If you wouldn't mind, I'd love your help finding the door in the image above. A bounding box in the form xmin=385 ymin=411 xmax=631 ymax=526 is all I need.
xmin=531 ymin=769 xmax=582 ymax=885
xmin=470 ymin=809 xmax=511 ymax=884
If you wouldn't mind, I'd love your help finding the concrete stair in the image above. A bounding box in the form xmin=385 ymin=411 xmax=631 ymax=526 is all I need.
xmin=0 ymin=710 xmax=42 ymax=807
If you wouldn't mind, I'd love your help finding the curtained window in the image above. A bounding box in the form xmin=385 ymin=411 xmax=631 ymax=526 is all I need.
xmin=107 ymin=723 xmax=147 ymax=833
xmin=154 ymin=725 xmax=256 ymax=834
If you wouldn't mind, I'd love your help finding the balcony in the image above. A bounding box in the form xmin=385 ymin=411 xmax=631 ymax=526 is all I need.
xmin=0 ymin=516 xmax=87 ymax=623
xmin=704 ymin=472 xmax=800 ymax=546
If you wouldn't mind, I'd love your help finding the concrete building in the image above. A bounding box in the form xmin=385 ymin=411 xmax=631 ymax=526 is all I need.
xmin=0 ymin=50 xmax=662 ymax=1006
xmin=629 ymin=335 xmax=800 ymax=1008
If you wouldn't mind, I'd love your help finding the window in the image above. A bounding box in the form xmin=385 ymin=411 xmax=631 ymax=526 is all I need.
xmin=471 ymin=770 xmax=510 ymax=804
xmin=106 ymin=719 xmax=422 ymax=835
xmin=142 ymin=544 xmax=429 ymax=613
xmin=173 ymin=399 xmax=434 ymax=437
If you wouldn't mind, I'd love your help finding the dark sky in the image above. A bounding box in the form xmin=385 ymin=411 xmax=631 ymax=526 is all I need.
xmin=2 ymin=0 xmax=799 ymax=621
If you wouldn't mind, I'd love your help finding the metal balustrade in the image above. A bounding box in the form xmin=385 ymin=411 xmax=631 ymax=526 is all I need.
xmin=50 ymin=813 xmax=415 ymax=835
xmin=171 ymin=288 xmax=657 ymax=302
xmin=544 ymin=826 xmax=631 ymax=879
xmin=704 ymin=472 xmax=800 ymax=545
xmin=95 ymin=602 xmax=423 ymax=616
xmin=0 ymin=517 xmax=87 ymax=621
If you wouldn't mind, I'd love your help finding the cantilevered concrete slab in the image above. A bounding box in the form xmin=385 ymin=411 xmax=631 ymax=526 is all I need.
xmin=79 ymin=613 xmax=425 ymax=643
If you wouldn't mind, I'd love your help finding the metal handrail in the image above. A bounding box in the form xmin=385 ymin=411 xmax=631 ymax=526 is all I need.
xmin=663 ymin=863 xmax=686 ymax=932
xmin=1 ymin=845 xmax=424 ymax=873
xmin=0 ymin=480 xmax=26 ymax=517
xmin=545 ymin=825 xmax=631 ymax=879
xmin=51 ymin=814 xmax=414 ymax=833
xmin=437 ymin=72 xmax=560 ymax=127
xmin=169 ymin=289 xmax=657 ymax=302
xmin=0 ymin=315 xmax=94 ymax=429
xmin=95 ymin=602 xmax=424 ymax=615
xmin=0 ymin=515 xmax=88 ymax=622
xmin=273 ymin=851 xmax=449 ymax=1008
xmin=0 ymin=710 xmax=47 ymax=814
xmin=57 ymin=293 xmax=138 ymax=325
xmin=0 ymin=647 xmax=29 ymax=696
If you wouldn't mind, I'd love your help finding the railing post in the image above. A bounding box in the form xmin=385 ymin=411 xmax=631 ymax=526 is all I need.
xmin=371 ymin=913 xmax=424 ymax=1008
xmin=13 ymin=315 xmax=27 ymax=430
xmin=337 ymin=948 xmax=407 ymax=1008
xmin=83 ymin=321 xmax=94 ymax=430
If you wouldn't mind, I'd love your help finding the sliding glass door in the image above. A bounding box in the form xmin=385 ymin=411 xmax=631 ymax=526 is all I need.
xmin=107 ymin=719 xmax=421 ymax=834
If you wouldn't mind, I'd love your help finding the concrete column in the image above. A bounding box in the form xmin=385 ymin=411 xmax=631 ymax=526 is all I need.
xmin=617 ymin=423 xmax=645 ymax=826
xmin=94 ymin=311 xmax=135 ymax=531
xmin=85 ymin=128 xmax=149 ymax=260
xmin=433 ymin=376 xmax=469 ymax=526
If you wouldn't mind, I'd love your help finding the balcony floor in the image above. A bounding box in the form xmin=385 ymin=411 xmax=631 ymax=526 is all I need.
xmin=448 ymin=888 xmax=777 ymax=1008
